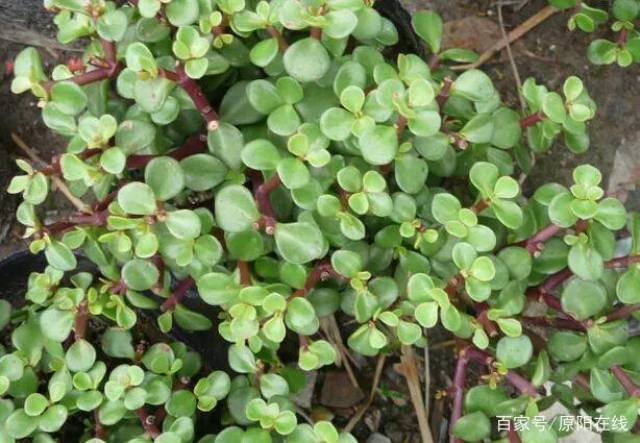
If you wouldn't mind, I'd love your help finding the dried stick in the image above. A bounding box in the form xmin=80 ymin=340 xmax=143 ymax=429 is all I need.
xmin=344 ymin=354 xmax=386 ymax=432
xmin=497 ymin=2 xmax=525 ymax=111
xmin=320 ymin=315 xmax=360 ymax=389
xmin=401 ymin=345 xmax=434 ymax=443
xmin=11 ymin=132 xmax=91 ymax=213
xmin=452 ymin=5 xmax=559 ymax=71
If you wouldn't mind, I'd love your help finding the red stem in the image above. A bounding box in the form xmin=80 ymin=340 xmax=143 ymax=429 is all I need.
xmin=136 ymin=408 xmax=161 ymax=439
xmin=396 ymin=115 xmax=407 ymax=141
xmin=44 ymin=39 xmax=121 ymax=92
xmin=160 ymin=276 xmax=195 ymax=312
xmin=449 ymin=350 xmax=469 ymax=443
xmin=519 ymin=112 xmax=544 ymax=129
xmin=310 ymin=27 xmax=322 ymax=39
xmin=618 ymin=28 xmax=629 ymax=46
xmin=43 ymin=209 xmax=109 ymax=237
xmin=288 ymin=260 xmax=337 ymax=300
xmin=111 ymin=279 xmax=127 ymax=295
xmin=238 ymin=261 xmax=252 ymax=287
xmin=268 ymin=27 xmax=289 ymax=51
xmin=522 ymin=316 xmax=587 ymax=332
xmin=160 ymin=66 xmax=219 ymax=131
xmin=93 ymin=181 xmax=128 ymax=212
xmin=476 ymin=304 xmax=499 ymax=337
xmin=74 ymin=300 xmax=89 ymax=340
xmin=524 ymin=223 xmax=563 ymax=254
xmin=540 ymin=268 xmax=573 ymax=294
xmin=437 ymin=77 xmax=453 ymax=108
xmin=428 ymin=54 xmax=440 ymax=70
xmin=445 ymin=274 xmax=463 ymax=298
xmin=254 ymin=173 xmax=281 ymax=234
xmin=611 ymin=365 xmax=640 ymax=397
xmin=94 ymin=410 xmax=106 ymax=440
xmin=471 ymin=199 xmax=489 ymax=214
xmin=126 ymin=133 xmax=207 ymax=169
xmin=508 ymin=424 xmax=522 ymax=443
xmin=605 ymin=255 xmax=640 ymax=269
xmin=68 ymin=210 xmax=109 ymax=226
xmin=606 ymin=303 xmax=640 ymax=322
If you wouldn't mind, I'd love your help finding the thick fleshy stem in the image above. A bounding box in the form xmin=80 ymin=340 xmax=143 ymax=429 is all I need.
xmin=254 ymin=174 xmax=282 ymax=234
xmin=428 ymin=54 xmax=440 ymax=70
xmin=126 ymin=133 xmax=207 ymax=169
xmin=618 ymin=28 xmax=629 ymax=46
xmin=268 ymin=26 xmax=289 ymax=51
xmin=136 ymin=407 xmax=161 ymax=439
xmin=471 ymin=199 xmax=489 ymax=214
xmin=396 ymin=115 xmax=407 ymax=141
xmin=519 ymin=112 xmax=544 ymax=129
xmin=521 ymin=316 xmax=587 ymax=332
xmin=238 ymin=261 xmax=252 ymax=287
xmin=111 ymin=279 xmax=128 ymax=295
xmin=436 ymin=77 xmax=453 ymax=108
xmin=74 ymin=300 xmax=89 ymax=340
xmin=160 ymin=276 xmax=196 ymax=312
xmin=69 ymin=210 xmax=110 ymax=226
xmin=605 ymin=255 xmax=640 ymax=269
xmin=310 ymin=27 xmax=322 ymax=39
xmin=611 ymin=365 xmax=640 ymax=397
xmin=94 ymin=410 xmax=106 ymax=439
xmin=508 ymin=424 xmax=522 ymax=443
xmin=44 ymin=40 xmax=121 ymax=92
xmin=41 ymin=209 xmax=110 ymax=237
xmin=445 ymin=274 xmax=464 ymax=299
xmin=288 ymin=260 xmax=338 ymax=300
xmin=160 ymin=65 xmax=220 ymax=131
xmin=606 ymin=303 xmax=640 ymax=322
xmin=523 ymin=223 xmax=563 ymax=254
xmin=476 ymin=304 xmax=499 ymax=337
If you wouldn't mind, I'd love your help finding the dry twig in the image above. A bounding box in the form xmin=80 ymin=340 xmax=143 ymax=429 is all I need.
xmin=401 ymin=345 xmax=434 ymax=443
xmin=344 ymin=354 xmax=386 ymax=432
xmin=452 ymin=5 xmax=559 ymax=71
xmin=320 ymin=315 xmax=360 ymax=388
xmin=497 ymin=1 xmax=526 ymax=111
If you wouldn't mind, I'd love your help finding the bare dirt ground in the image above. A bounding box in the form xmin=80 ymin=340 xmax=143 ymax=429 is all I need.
xmin=0 ymin=0 xmax=637 ymax=441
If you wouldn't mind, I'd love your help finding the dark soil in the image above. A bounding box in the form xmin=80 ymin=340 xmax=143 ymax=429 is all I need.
xmin=1 ymin=1 xmax=638 ymax=442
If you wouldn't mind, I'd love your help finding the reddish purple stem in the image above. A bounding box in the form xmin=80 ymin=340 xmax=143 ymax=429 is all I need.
xmin=254 ymin=173 xmax=281 ymax=234
xmin=519 ymin=112 xmax=544 ymax=129
xmin=524 ymin=223 xmax=563 ymax=254
xmin=606 ymin=303 xmax=640 ymax=322
xmin=437 ymin=77 xmax=453 ymax=108
xmin=522 ymin=316 xmax=587 ymax=332
xmin=161 ymin=65 xmax=219 ymax=131
xmin=449 ymin=348 xmax=470 ymax=443
xmin=288 ymin=260 xmax=338 ymax=300
xmin=136 ymin=407 xmax=161 ymax=438
xmin=611 ymin=365 xmax=640 ymax=397
xmin=160 ymin=276 xmax=196 ymax=312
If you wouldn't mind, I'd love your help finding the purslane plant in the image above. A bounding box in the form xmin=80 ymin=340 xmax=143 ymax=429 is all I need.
xmin=549 ymin=0 xmax=640 ymax=66
xmin=4 ymin=0 xmax=640 ymax=442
